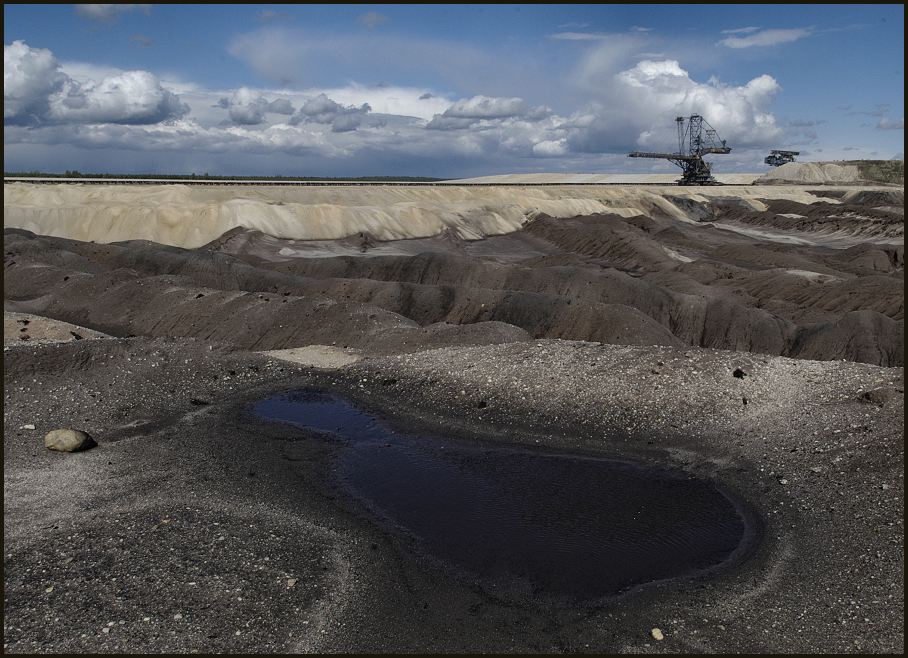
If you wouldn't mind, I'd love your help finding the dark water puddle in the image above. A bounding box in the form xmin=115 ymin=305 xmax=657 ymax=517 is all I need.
xmin=253 ymin=390 xmax=749 ymax=600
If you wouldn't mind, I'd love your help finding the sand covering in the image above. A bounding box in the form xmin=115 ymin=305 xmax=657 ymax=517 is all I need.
xmin=756 ymin=162 xmax=863 ymax=185
xmin=3 ymin=181 xmax=855 ymax=249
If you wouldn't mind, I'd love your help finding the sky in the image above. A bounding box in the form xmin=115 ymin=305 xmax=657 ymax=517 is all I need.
xmin=3 ymin=4 xmax=904 ymax=177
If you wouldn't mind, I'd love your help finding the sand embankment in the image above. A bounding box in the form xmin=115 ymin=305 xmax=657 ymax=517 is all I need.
xmin=3 ymin=182 xmax=863 ymax=249
xmin=756 ymin=162 xmax=864 ymax=185
xmin=453 ymin=172 xmax=763 ymax=185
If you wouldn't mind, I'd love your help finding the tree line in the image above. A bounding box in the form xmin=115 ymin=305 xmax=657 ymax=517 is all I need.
xmin=4 ymin=170 xmax=448 ymax=182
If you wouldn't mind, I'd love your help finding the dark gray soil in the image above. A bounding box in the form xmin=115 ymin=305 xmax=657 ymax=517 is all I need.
xmin=3 ymin=191 xmax=903 ymax=366
xmin=3 ymin=194 xmax=904 ymax=652
xmin=3 ymin=336 xmax=903 ymax=653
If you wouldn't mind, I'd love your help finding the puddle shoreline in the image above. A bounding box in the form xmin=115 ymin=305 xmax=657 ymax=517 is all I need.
xmin=253 ymin=389 xmax=761 ymax=601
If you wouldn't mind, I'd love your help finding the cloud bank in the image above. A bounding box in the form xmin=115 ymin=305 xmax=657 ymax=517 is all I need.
xmin=4 ymin=37 xmax=812 ymax=175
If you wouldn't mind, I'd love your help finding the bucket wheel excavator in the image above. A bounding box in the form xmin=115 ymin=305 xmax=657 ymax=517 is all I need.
xmin=628 ymin=115 xmax=731 ymax=185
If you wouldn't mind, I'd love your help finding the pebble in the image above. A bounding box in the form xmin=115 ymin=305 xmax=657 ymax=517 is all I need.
xmin=20 ymin=424 xmax=36 ymax=430
xmin=651 ymin=628 xmax=664 ymax=641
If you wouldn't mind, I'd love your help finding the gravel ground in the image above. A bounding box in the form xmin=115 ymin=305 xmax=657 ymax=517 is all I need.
xmin=3 ymin=336 xmax=904 ymax=653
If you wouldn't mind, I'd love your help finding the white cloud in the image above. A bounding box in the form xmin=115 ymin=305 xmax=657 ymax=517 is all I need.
xmin=267 ymin=98 xmax=295 ymax=115
xmin=290 ymin=93 xmax=371 ymax=132
xmin=426 ymin=95 xmax=530 ymax=131
xmin=876 ymin=117 xmax=904 ymax=130
xmin=443 ymin=95 xmax=527 ymax=119
xmin=720 ymin=26 xmax=761 ymax=35
xmin=719 ymin=28 xmax=811 ymax=48
xmin=550 ymin=32 xmax=611 ymax=41
xmin=5 ymin=39 xmax=794 ymax=175
xmin=226 ymin=27 xmax=526 ymax=97
xmin=564 ymin=59 xmax=783 ymax=153
xmin=4 ymin=40 xmax=67 ymax=121
xmin=533 ymin=139 xmax=568 ymax=157
xmin=315 ymin=84 xmax=450 ymax=120
xmin=48 ymin=70 xmax=189 ymax=124
xmin=5 ymin=41 xmax=188 ymax=125
xmin=217 ymin=87 xmax=295 ymax=125
xmin=358 ymin=12 xmax=388 ymax=30
xmin=75 ymin=5 xmax=151 ymax=21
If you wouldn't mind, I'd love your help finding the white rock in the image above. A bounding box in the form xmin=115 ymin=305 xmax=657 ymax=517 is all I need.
xmin=44 ymin=429 xmax=96 ymax=452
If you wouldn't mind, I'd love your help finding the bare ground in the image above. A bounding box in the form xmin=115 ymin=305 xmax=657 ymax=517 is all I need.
xmin=3 ymin=186 xmax=904 ymax=652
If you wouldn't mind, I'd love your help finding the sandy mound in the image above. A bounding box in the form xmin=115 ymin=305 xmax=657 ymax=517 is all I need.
xmin=452 ymin=172 xmax=763 ymax=185
xmin=3 ymin=182 xmax=853 ymax=249
xmin=756 ymin=162 xmax=864 ymax=185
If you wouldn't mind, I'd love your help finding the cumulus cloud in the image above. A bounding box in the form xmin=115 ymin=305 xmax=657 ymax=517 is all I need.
xmin=5 ymin=41 xmax=188 ymax=126
xmin=5 ymin=34 xmax=793 ymax=175
xmin=267 ymin=98 xmax=295 ymax=115
xmin=444 ymin=95 xmax=527 ymax=119
xmin=719 ymin=28 xmax=811 ymax=48
xmin=563 ymin=59 xmax=782 ymax=154
xmin=427 ymin=95 xmax=530 ymax=130
xmin=217 ymin=87 xmax=296 ymax=125
xmin=532 ymin=139 xmax=568 ymax=157
xmin=290 ymin=93 xmax=371 ymax=132
xmin=51 ymin=71 xmax=189 ymax=124
xmin=4 ymin=40 xmax=67 ymax=122
xmin=314 ymin=84 xmax=450 ymax=120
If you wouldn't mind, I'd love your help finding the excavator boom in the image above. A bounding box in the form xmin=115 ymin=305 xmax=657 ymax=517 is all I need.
xmin=627 ymin=115 xmax=731 ymax=185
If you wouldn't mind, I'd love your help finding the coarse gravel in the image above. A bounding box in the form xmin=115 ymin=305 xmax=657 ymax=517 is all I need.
xmin=3 ymin=336 xmax=904 ymax=653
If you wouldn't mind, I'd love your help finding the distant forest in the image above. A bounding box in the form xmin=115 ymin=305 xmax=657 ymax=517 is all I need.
xmin=3 ymin=170 xmax=448 ymax=182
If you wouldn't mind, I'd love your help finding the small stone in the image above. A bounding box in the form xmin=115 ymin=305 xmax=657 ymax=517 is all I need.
xmin=779 ymin=479 xmax=788 ymax=485
xmin=174 ymin=613 xmax=183 ymax=621
xmin=810 ymin=467 xmax=822 ymax=473
xmin=287 ymin=578 xmax=298 ymax=589
xmin=880 ymin=484 xmax=890 ymax=490
xmin=101 ymin=627 xmax=110 ymax=634
xmin=20 ymin=424 xmax=36 ymax=430
xmin=651 ymin=628 xmax=664 ymax=641
xmin=44 ymin=429 xmax=96 ymax=453
xmin=45 ymin=585 xmax=54 ymax=593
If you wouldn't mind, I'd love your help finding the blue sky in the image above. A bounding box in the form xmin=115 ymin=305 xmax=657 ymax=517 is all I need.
xmin=4 ymin=4 xmax=904 ymax=176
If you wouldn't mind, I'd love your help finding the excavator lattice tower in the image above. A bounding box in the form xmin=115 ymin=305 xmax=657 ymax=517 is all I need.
xmin=628 ymin=115 xmax=731 ymax=185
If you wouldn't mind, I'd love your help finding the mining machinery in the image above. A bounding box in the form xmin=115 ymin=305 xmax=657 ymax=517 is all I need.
xmin=764 ymin=149 xmax=799 ymax=167
xmin=628 ymin=114 xmax=731 ymax=185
